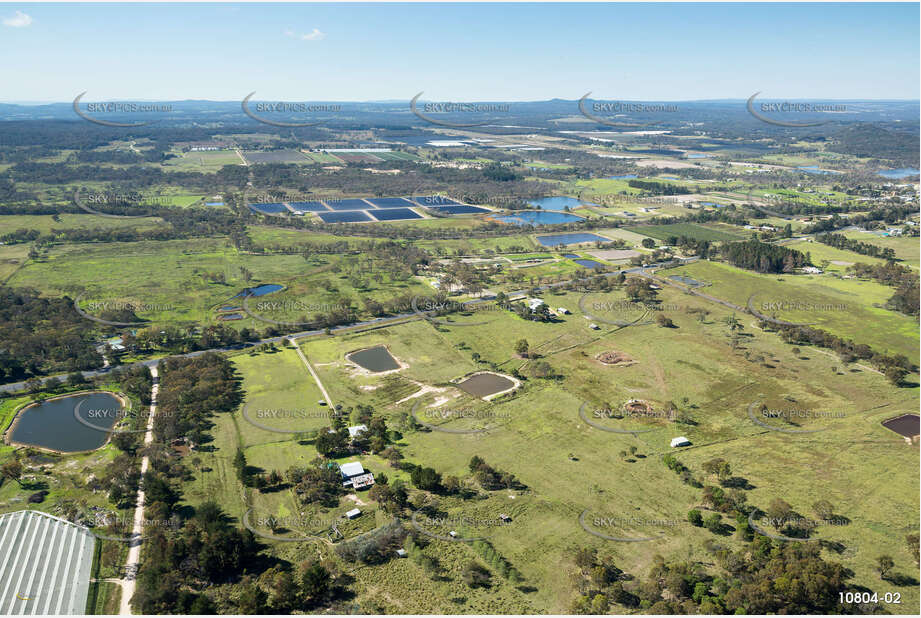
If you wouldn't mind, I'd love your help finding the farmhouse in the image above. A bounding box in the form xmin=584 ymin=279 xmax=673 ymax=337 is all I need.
xmin=339 ymin=461 xmax=375 ymax=489
xmin=347 ymin=424 xmax=368 ymax=439
xmin=527 ymin=298 xmax=546 ymax=311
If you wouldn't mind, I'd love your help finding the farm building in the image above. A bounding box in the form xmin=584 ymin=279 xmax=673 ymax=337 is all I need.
xmin=670 ymin=436 xmax=691 ymax=448
xmin=347 ymin=424 xmax=368 ymax=439
xmin=339 ymin=461 xmax=375 ymax=490
xmin=345 ymin=508 xmax=361 ymax=519
xmin=0 ymin=510 xmax=96 ymax=615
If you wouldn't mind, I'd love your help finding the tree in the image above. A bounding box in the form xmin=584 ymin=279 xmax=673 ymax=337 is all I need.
xmin=641 ymin=238 xmax=656 ymax=249
xmin=237 ymin=581 xmax=269 ymax=614
xmin=515 ymin=339 xmax=530 ymax=358
xmin=812 ymin=500 xmax=835 ymax=521
xmin=410 ymin=466 xmax=441 ymax=491
xmin=876 ymin=555 xmax=894 ymax=580
xmin=688 ymin=510 xmax=703 ymax=527
xmin=300 ymin=563 xmax=330 ymax=605
xmin=1 ymin=458 xmax=23 ymax=487
xmin=268 ymin=569 xmax=299 ymax=612
xmin=462 ymin=561 xmax=492 ymax=588
xmin=655 ymin=313 xmax=674 ymax=328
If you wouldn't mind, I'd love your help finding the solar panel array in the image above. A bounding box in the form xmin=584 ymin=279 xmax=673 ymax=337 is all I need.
xmin=248 ymin=195 xmax=489 ymax=222
xmin=0 ymin=510 xmax=96 ymax=615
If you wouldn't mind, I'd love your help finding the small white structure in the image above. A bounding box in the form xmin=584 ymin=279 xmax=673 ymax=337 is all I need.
xmin=802 ymin=266 xmax=823 ymax=274
xmin=345 ymin=508 xmax=361 ymax=519
xmin=670 ymin=436 xmax=691 ymax=448
xmin=396 ymin=548 xmax=408 ymax=558
xmin=527 ymin=298 xmax=545 ymax=311
xmin=589 ymin=323 xmax=600 ymax=330
xmin=448 ymin=530 xmax=458 ymax=538
xmin=347 ymin=424 xmax=368 ymax=439
xmin=557 ymin=307 xmax=570 ymax=315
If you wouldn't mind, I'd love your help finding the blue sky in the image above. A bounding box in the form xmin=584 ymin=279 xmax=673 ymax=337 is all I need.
xmin=1 ymin=2 xmax=918 ymax=102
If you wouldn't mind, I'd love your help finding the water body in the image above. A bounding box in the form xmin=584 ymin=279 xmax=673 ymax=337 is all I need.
xmin=457 ymin=373 xmax=515 ymax=398
xmin=607 ymin=174 xmax=637 ymax=180
xmin=497 ymin=211 xmax=584 ymax=226
xmin=10 ymin=392 xmax=122 ymax=452
xmin=686 ymin=153 xmax=709 ymax=159
xmin=882 ymin=414 xmax=919 ymax=438
xmin=877 ymin=168 xmax=919 ymax=179
xmin=537 ymin=233 xmax=609 ymax=247
xmin=233 ymin=284 xmax=284 ymax=299
xmin=669 ymin=275 xmax=705 ymax=287
xmin=347 ymin=346 xmax=400 ymax=372
xmin=573 ymin=259 xmax=606 ymax=269
xmin=563 ymin=253 xmax=580 ymax=258
xmin=527 ymin=196 xmax=591 ymax=211
xmin=797 ymin=165 xmax=841 ymax=175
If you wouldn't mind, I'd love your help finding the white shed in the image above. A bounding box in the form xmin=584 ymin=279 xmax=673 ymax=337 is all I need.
xmin=345 ymin=508 xmax=361 ymax=519
xmin=670 ymin=436 xmax=691 ymax=448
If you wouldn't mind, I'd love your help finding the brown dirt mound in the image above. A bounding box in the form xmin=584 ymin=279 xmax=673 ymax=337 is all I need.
xmin=596 ymin=351 xmax=635 ymax=365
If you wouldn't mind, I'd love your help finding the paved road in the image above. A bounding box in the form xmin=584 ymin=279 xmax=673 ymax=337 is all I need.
xmin=0 ymin=259 xmax=693 ymax=396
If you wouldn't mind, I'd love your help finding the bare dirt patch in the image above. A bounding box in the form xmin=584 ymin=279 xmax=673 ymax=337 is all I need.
xmin=596 ymin=350 xmax=636 ymax=366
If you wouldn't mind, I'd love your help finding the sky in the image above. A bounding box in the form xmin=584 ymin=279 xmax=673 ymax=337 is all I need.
xmin=1 ymin=2 xmax=918 ymax=102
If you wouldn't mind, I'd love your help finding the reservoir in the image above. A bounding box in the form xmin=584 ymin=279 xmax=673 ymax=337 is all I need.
xmin=497 ymin=211 xmax=584 ymax=226
xmin=347 ymin=345 xmax=400 ymax=372
xmin=8 ymin=392 xmax=123 ymax=453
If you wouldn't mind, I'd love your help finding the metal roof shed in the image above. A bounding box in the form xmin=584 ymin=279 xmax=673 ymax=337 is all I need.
xmin=0 ymin=510 xmax=96 ymax=615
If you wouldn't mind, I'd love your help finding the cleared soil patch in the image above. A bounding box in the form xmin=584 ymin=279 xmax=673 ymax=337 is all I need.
xmin=588 ymin=249 xmax=641 ymax=261
xmin=456 ymin=372 xmax=517 ymax=399
xmin=346 ymin=345 xmax=401 ymax=373
xmin=596 ymin=350 xmax=636 ymax=366
xmin=881 ymin=413 xmax=920 ymax=439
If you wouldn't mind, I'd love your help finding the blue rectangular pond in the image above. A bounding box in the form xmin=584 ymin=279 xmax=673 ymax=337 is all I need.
xmin=537 ymin=232 xmax=609 ymax=246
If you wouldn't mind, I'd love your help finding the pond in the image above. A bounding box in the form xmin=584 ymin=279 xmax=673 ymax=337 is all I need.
xmin=526 ymin=196 xmax=591 ymax=211
xmin=234 ymin=283 xmax=284 ymax=298
xmin=877 ymin=168 xmax=919 ymax=179
xmin=797 ymin=165 xmax=841 ymax=175
xmin=347 ymin=345 xmax=400 ymax=372
xmin=573 ymin=259 xmax=606 ymax=269
xmin=607 ymin=174 xmax=637 ymax=180
xmin=882 ymin=414 xmax=919 ymax=438
xmin=668 ymin=274 xmax=705 ymax=287
xmin=537 ymin=233 xmax=609 ymax=247
xmin=8 ymin=392 xmax=123 ymax=453
xmin=497 ymin=211 xmax=584 ymax=226
xmin=457 ymin=373 xmax=516 ymax=398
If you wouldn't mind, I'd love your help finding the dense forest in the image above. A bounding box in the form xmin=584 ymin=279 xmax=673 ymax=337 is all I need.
xmin=722 ymin=239 xmax=808 ymax=274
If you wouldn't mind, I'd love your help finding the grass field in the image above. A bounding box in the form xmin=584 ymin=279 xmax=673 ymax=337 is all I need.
xmin=669 ymin=259 xmax=919 ymax=361
xmin=629 ymin=223 xmax=744 ymax=242
xmin=843 ymin=231 xmax=920 ymax=270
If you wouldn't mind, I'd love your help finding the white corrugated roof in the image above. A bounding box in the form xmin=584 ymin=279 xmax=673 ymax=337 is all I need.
xmin=339 ymin=461 xmax=365 ymax=477
xmin=0 ymin=510 xmax=96 ymax=615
